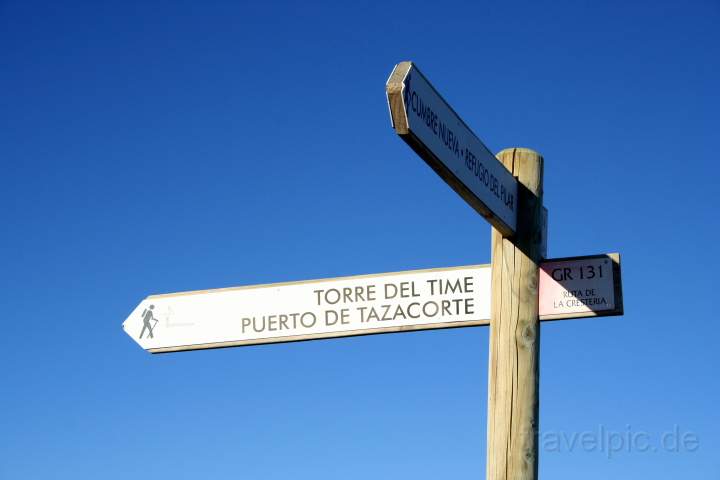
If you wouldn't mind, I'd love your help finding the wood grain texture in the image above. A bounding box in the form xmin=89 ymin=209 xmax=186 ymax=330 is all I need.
xmin=386 ymin=61 xmax=411 ymax=134
xmin=487 ymin=148 xmax=543 ymax=480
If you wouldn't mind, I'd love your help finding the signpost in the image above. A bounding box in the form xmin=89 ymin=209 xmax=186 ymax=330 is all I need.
xmin=486 ymin=147 xmax=544 ymax=480
xmin=539 ymin=253 xmax=623 ymax=320
xmin=386 ymin=61 xmax=518 ymax=236
xmin=384 ymin=63 xmax=625 ymax=480
xmin=122 ymin=60 xmax=627 ymax=480
xmin=123 ymin=257 xmax=622 ymax=353
xmin=124 ymin=265 xmax=492 ymax=353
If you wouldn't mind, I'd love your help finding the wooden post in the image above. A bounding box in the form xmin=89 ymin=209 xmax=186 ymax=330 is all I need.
xmin=487 ymin=148 xmax=544 ymax=480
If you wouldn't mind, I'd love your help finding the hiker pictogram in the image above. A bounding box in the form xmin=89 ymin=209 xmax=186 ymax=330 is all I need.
xmin=139 ymin=304 xmax=158 ymax=339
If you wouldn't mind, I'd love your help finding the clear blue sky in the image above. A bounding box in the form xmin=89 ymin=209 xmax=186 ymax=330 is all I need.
xmin=1 ymin=1 xmax=718 ymax=478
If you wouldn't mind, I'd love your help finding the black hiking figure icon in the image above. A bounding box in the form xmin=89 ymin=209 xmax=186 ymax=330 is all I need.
xmin=140 ymin=304 xmax=158 ymax=339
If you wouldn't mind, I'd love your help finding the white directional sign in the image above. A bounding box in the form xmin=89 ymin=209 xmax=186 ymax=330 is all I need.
xmin=123 ymin=256 xmax=623 ymax=353
xmin=123 ymin=265 xmax=492 ymax=353
xmin=386 ymin=61 xmax=519 ymax=236
xmin=539 ymin=253 xmax=623 ymax=320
